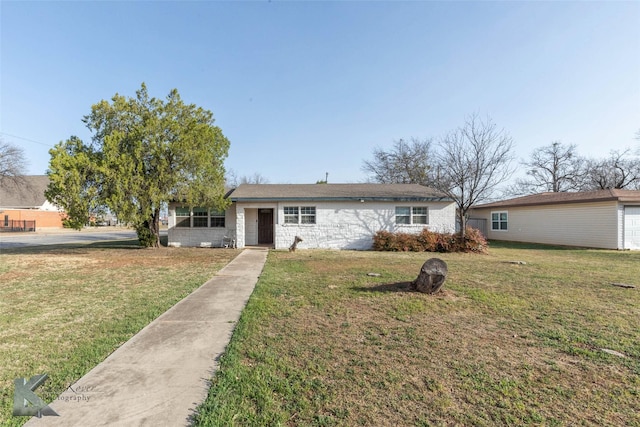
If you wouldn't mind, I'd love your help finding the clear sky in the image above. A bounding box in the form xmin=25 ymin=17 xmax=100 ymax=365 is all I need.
xmin=1 ymin=1 xmax=639 ymax=184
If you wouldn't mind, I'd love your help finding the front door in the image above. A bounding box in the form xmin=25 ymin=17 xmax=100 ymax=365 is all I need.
xmin=258 ymin=209 xmax=274 ymax=245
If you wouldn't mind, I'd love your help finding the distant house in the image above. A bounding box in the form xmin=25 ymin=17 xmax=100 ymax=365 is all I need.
xmin=469 ymin=189 xmax=640 ymax=250
xmin=168 ymin=183 xmax=456 ymax=250
xmin=0 ymin=175 xmax=65 ymax=230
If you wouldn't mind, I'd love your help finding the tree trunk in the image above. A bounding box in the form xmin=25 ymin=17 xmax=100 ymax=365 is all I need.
xmin=135 ymin=208 xmax=161 ymax=248
xmin=150 ymin=208 xmax=161 ymax=248
xmin=411 ymin=258 xmax=448 ymax=294
xmin=459 ymin=210 xmax=467 ymax=240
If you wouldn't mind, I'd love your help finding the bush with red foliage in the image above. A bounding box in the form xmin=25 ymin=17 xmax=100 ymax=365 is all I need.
xmin=372 ymin=227 xmax=488 ymax=253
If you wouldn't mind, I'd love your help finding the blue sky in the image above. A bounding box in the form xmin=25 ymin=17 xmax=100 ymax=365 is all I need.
xmin=1 ymin=1 xmax=639 ymax=184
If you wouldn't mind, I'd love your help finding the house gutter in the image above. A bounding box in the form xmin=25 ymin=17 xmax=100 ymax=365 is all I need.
xmin=474 ymin=196 xmax=640 ymax=209
xmin=230 ymin=197 xmax=453 ymax=203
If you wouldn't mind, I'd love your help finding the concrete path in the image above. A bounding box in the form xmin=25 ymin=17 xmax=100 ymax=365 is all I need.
xmin=24 ymin=248 xmax=268 ymax=427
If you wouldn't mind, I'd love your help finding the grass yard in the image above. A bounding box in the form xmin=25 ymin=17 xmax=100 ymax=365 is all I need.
xmin=0 ymin=240 xmax=240 ymax=426
xmin=195 ymin=243 xmax=640 ymax=426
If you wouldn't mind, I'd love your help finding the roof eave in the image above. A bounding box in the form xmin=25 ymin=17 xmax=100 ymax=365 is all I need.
xmin=618 ymin=197 xmax=640 ymax=203
xmin=473 ymin=196 xmax=630 ymax=209
xmin=231 ymin=196 xmax=453 ymax=203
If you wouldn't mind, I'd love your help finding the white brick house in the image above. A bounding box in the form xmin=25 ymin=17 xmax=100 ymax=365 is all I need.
xmin=168 ymin=183 xmax=456 ymax=250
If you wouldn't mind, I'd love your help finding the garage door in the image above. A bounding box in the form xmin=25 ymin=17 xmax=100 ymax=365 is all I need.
xmin=624 ymin=206 xmax=640 ymax=250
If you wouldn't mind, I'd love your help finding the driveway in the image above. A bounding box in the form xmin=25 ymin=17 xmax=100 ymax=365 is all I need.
xmin=0 ymin=228 xmax=151 ymax=250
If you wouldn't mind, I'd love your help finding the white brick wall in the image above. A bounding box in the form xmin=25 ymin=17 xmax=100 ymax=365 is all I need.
xmin=269 ymin=201 xmax=455 ymax=250
xmin=167 ymin=203 xmax=237 ymax=248
xmin=169 ymin=200 xmax=456 ymax=250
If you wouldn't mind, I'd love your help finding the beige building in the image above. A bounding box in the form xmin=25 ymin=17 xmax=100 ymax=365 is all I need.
xmin=470 ymin=189 xmax=640 ymax=250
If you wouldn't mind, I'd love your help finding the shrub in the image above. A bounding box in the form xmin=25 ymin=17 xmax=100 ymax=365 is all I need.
xmin=372 ymin=230 xmax=396 ymax=251
xmin=457 ymin=226 xmax=489 ymax=253
xmin=373 ymin=227 xmax=488 ymax=254
xmin=62 ymin=217 xmax=84 ymax=229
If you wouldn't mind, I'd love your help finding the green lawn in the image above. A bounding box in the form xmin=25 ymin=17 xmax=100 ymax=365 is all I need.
xmin=2 ymin=241 xmax=638 ymax=426
xmin=0 ymin=240 xmax=240 ymax=426
xmin=194 ymin=243 xmax=640 ymax=426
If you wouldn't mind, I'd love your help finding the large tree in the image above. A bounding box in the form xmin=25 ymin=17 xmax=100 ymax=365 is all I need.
xmin=47 ymin=136 xmax=105 ymax=229
xmin=362 ymin=138 xmax=435 ymax=186
xmin=46 ymin=83 xmax=230 ymax=247
xmin=362 ymin=116 xmax=515 ymax=239
xmin=515 ymin=141 xmax=585 ymax=194
xmin=582 ymin=149 xmax=640 ymax=190
xmin=0 ymin=139 xmax=28 ymax=184
xmin=436 ymin=115 xmax=515 ymax=239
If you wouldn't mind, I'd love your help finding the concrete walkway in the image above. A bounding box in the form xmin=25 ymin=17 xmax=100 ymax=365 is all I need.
xmin=24 ymin=248 xmax=268 ymax=427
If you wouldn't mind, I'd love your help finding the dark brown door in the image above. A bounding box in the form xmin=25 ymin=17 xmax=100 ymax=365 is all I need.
xmin=258 ymin=209 xmax=274 ymax=244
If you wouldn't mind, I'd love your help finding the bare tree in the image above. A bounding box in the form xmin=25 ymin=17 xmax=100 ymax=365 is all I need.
xmin=0 ymin=139 xmax=28 ymax=184
xmin=362 ymin=138 xmax=436 ymax=186
xmin=240 ymin=172 xmax=269 ymax=185
xmin=583 ymin=149 xmax=640 ymax=190
xmin=515 ymin=141 xmax=585 ymax=194
xmin=226 ymin=169 xmax=269 ymax=187
xmin=436 ymin=115 xmax=515 ymax=239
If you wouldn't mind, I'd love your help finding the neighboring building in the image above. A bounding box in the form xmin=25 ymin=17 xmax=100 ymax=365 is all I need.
xmin=168 ymin=183 xmax=456 ymax=250
xmin=0 ymin=175 xmax=65 ymax=230
xmin=469 ymin=189 xmax=640 ymax=250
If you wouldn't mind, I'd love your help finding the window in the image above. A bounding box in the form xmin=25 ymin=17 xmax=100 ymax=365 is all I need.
xmin=412 ymin=207 xmax=428 ymax=224
xmin=284 ymin=206 xmax=299 ymax=224
xmin=175 ymin=207 xmax=225 ymax=228
xmin=176 ymin=207 xmax=190 ymax=228
xmin=396 ymin=206 xmax=428 ymax=225
xmin=210 ymin=209 xmax=225 ymax=228
xmin=395 ymin=207 xmax=411 ymax=224
xmin=193 ymin=207 xmax=208 ymax=227
xmin=300 ymin=207 xmax=316 ymax=224
xmin=491 ymin=211 xmax=508 ymax=231
xmin=284 ymin=206 xmax=316 ymax=224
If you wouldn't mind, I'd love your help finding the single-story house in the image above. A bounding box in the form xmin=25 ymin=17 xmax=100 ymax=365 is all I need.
xmin=168 ymin=183 xmax=456 ymax=250
xmin=0 ymin=175 xmax=64 ymax=231
xmin=469 ymin=189 xmax=640 ymax=250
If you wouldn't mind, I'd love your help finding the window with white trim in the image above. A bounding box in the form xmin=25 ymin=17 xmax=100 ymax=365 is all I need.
xmin=193 ymin=207 xmax=208 ymax=228
xmin=174 ymin=207 xmax=225 ymax=228
xmin=284 ymin=206 xmax=299 ymax=224
xmin=284 ymin=206 xmax=316 ymax=224
xmin=176 ymin=207 xmax=191 ymax=228
xmin=395 ymin=206 xmax=428 ymax=225
xmin=300 ymin=207 xmax=316 ymax=224
xmin=411 ymin=207 xmax=428 ymax=224
xmin=210 ymin=209 xmax=225 ymax=228
xmin=491 ymin=211 xmax=508 ymax=231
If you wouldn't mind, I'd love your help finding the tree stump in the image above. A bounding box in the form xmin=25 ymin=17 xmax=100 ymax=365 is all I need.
xmin=289 ymin=236 xmax=303 ymax=252
xmin=411 ymin=258 xmax=448 ymax=294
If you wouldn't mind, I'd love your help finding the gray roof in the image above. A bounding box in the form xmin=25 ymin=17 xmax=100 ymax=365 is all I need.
xmin=473 ymin=189 xmax=640 ymax=209
xmin=229 ymin=183 xmax=451 ymax=202
xmin=0 ymin=175 xmax=50 ymax=208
